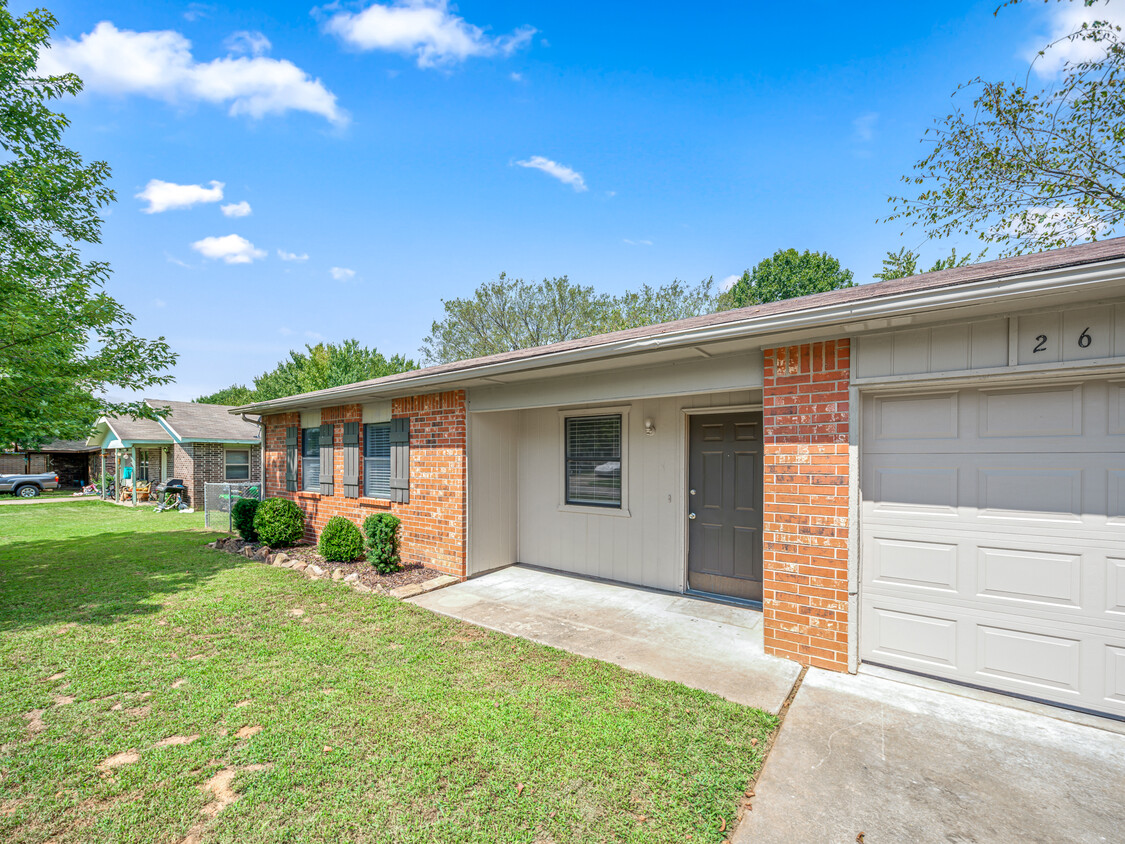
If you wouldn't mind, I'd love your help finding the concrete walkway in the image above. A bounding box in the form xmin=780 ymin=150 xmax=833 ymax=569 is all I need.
xmin=407 ymin=565 xmax=801 ymax=713
xmin=733 ymin=668 xmax=1125 ymax=844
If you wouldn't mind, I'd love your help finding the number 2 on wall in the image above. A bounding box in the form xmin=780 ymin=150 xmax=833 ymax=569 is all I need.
xmin=1031 ymin=327 xmax=1092 ymax=354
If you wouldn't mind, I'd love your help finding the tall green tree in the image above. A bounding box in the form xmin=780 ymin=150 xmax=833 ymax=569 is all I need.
xmin=0 ymin=3 xmax=176 ymax=448
xmin=719 ymin=249 xmax=854 ymax=310
xmin=197 ymin=340 xmax=416 ymax=405
xmin=886 ymin=0 xmax=1124 ymax=256
xmin=420 ymin=274 xmax=719 ymax=365
xmin=873 ymin=247 xmax=975 ymax=281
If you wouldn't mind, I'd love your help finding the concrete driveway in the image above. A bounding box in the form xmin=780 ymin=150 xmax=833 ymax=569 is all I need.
xmin=408 ymin=565 xmax=801 ymax=713
xmin=733 ymin=668 xmax=1125 ymax=844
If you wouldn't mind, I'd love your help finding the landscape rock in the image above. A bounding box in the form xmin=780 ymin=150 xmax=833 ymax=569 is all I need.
xmin=241 ymin=547 xmax=255 ymax=558
xmin=272 ymin=552 xmax=289 ymax=567
xmin=290 ymin=561 xmax=307 ymax=572
xmin=352 ymin=583 xmax=372 ymax=593
xmin=389 ymin=583 xmax=426 ymax=599
xmin=331 ymin=568 xmax=345 ymax=581
xmin=343 ymin=572 xmax=360 ymax=584
xmin=307 ymin=564 xmax=325 ymax=578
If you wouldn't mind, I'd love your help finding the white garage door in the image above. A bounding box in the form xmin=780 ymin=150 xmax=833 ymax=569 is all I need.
xmin=861 ymin=378 xmax=1125 ymax=718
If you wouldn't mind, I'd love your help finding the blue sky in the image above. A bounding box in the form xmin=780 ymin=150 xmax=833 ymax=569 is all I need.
xmin=21 ymin=0 xmax=1090 ymax=399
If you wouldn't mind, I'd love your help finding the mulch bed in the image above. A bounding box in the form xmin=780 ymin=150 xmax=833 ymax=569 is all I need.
xmin=215 ymin=536 xmax=442 ymax=594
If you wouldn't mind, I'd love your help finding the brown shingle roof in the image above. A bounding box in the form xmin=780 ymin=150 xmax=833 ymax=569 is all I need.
xmin=233 ymin=235 xmax=1125 ymax=412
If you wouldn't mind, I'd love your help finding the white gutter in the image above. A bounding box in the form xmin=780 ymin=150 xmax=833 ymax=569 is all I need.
xmin=232 ymin=257 xmax=1125 ymax=415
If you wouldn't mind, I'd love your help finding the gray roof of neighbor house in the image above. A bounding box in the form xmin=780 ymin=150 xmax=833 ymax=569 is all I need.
xmin=88 ymin=399 xmax=260 ymax=447
xmin=36 ymin=439 xmax=100 ymax=453
xmin=145 ymin=399 xmax=260 ymax=441
xmin=231 ymin=235 xmax=1125 ymax=415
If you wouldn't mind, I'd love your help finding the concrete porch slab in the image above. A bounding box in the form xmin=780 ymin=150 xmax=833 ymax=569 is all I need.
xmin=733 ymin=667 xmax=1125 ymax=844
xmin=407 ymin=565 xmax=801 ymax=713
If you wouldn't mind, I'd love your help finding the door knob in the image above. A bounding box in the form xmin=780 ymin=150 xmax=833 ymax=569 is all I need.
xmin=688 ymin=512 xmax=696 ymax=520
xmin=689 ymin=488 xmax=696 ymax=495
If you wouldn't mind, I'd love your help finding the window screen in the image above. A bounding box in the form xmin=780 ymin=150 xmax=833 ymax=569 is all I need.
xmin=564 ymin=414 xmax=622 ymax=508
xmin=302 ymin=428 xmax=320 ymax=491
xmin=364 ymin=423 xmax=391 ymax=499
xmin=225 ymin=449 xmax=250 ymax=481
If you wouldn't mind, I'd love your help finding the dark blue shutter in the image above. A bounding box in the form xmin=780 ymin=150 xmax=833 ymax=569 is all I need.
xmin=342 ymin=422 xmax=360 ymax=498
xmin=389 ymin=417 xmax=410 ymax=504
xmin=285 ymin=426 xmax=298 ymax=492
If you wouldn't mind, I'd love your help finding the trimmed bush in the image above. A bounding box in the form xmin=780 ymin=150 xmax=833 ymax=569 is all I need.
xmin=318 ymin=516 xmax=364 ymax=562
xmin=253 ymin=497 xmax=305 ymax=547
xmin=363 ymin=513 xmax=402 ymax=574
xmin=231 ymin=497 xmax=259 ymax=542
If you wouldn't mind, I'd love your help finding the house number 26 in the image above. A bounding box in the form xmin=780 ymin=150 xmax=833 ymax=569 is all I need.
xmin=1032 ymin=327 xmax=1092 ymax=353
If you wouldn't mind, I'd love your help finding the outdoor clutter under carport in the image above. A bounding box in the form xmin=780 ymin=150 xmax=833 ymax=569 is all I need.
xmin=234 ymin=236 xmax=1125 ymax=723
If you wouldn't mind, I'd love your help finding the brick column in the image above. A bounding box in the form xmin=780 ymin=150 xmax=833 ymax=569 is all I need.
xmin=762 ymin=340 xmax=850 ymax=671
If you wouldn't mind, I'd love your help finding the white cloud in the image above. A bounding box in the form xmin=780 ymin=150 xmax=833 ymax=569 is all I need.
xmin=509 ymin=71 xmax=522 ymax=81
xmin=278 ymin=326 xmax=295 ymax=336
xmin=39 ymin=22 xmax=347 ymax=125
xmin=136 ymin=178 xmax=223 ymax=213
xmin=1028 ymin=0 xmax=1125 ymax=77
xmin=225 ymin=30 xmax=271 ymax=57
xmin=853 ymin=111 xmax=878 ymax=142
xmin=164 ymin=252 xmax=194 ymax=268
xmin=993 ymin=205 xmax=1109 ymax=242
xmin=191 ymin=234 xmax=267 ymax=264
xmin=719 ymin=274 xmax=741 ymax=293
xmin=305 ymin=330 xmax=325 ymax=340
xmin=183 ymin=4 xmax=212 ymax=22
xmin=152 ymin=298 xmax=167 ymax=308
xmin=324 ymin=0 xmax=535 ymax=69
xmin=330 ymin=266 xmax=356 ymax=281
xmin=513 ymin=155 xmax=587 ymax=192
xmin=277 ymin=249 xmax=309 ymax=262
xmin=623 ymin=238 xmax=653 ymax=246
xmin=221 ymin=200 xmax=252 ymax=217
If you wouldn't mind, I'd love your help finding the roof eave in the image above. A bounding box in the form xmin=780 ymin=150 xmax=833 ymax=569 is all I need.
xmin=230 ymin=255 xmax=1125 ymax=416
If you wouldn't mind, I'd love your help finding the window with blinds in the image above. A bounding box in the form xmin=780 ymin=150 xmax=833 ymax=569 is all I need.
xmin=302 ymin=427 xmax=320 ymax=491
xmin=225 ymin=449 xmax=250 ymax=481
xmin=364 ymin=422 xmax=391 ymax=499
xmin=564 ymin=414 xmax=622 ymax=508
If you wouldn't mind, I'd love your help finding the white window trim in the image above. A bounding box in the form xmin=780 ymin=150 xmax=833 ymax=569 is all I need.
xmin=224 ymin=447 xmax=252 ymax=482
xmin=556 ymin=405 xmax=630 ymax=518
xmin=301 ymin=428 xmax=321 ymax=491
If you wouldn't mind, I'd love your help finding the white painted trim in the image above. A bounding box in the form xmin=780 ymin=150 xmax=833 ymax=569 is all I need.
xmin=223 ymin=446 xmax=253 ymax=482
xmin=854 ymin=359 xmax=1125 ymax=391
xmin=847 ymin=345 xmax=861 ymax=674
xmin=557 ymin=406 xmax=630 ymax=517
xmin=681 ymin=403 xmax=763 ymax=416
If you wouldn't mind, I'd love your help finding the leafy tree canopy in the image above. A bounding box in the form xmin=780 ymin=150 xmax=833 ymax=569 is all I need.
xmin=196 ymin=340 xmax=416 ymax=405
xmin=0 ymin=3 xmax=175 ymax=449
xmin=420 ymin=274 xmax=718 ymax=364
xmin=886 ymin=0 xmax=1124 ymax=255
xmin=720 ymin=249 xmax=855 ymax=310
xmin=872 ymin=247 xmax=975 ymax=281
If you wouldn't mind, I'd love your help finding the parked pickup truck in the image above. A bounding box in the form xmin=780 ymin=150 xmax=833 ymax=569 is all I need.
xmin=0 ymin=471 xmax=60 ymax=498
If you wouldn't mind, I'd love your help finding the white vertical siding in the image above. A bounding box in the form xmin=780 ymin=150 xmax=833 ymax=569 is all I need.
xmin=466 ymin=410 xmax=518 ymax=576
xmin=511 ymin=390 xmax=758 ymax=592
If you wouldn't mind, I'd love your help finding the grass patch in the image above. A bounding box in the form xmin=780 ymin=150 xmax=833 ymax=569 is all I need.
xmin=0 ymin=503 xmax=774 ymax=843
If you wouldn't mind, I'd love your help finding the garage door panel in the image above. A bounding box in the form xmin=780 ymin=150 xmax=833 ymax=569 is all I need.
xmin=975 ymin=547 xmax=1082 ymax=609
xmin=862 ymin=377 xmax=1125 ymax=718
xmin=869 ymin=537 xmax=958 ymax=592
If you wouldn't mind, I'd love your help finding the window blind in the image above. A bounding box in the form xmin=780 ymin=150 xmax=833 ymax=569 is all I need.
xmin=364 ymin=422 xmax=391 ymax=499
xmin=302 ymin=427 xmax=320 ymax=491
xmin=564 ymin=414 xmax=622 ymax=507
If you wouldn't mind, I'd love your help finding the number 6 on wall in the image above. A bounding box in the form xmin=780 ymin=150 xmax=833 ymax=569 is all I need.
xmin=1078 ymin=327 xmax=1092 ymax=348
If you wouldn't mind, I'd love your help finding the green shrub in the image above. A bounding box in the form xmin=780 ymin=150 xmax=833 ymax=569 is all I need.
xmin=231 ymin=497 xmax=259 ymax=541
xmin=318 ymin=516 xmax=364 ymax=562
xmin=253 ymin=497 xmax=305 ymax=547
xmin=363 ymin=513 xmax=402 ymax=574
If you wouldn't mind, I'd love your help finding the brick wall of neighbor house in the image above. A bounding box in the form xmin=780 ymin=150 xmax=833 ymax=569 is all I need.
xmin=172 ymin=443 xmax=194 ymax=503
xmin=176 ymin=443 xmax=262 ymax=505
xmin=761 ymin=340 xmax=851 ymax=672
xmin=263 ymin=390 xmax=468 ymax=578
xmin=0 ymin=453 xmax=25 ymax=473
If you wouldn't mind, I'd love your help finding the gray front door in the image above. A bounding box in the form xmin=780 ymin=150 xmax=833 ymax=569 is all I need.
xmin=687 ymin=412 xmax=764 ymax=602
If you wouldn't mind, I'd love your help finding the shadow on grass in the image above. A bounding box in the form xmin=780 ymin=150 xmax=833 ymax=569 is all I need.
xmin=0 ymin=531 xmax=242 ymax=632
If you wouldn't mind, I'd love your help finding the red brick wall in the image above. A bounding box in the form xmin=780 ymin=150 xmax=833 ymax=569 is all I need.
xmin=762 ymin=340 xmax=851 ymax=672
xmin=262 ymin=390 xmax=467 ymax=578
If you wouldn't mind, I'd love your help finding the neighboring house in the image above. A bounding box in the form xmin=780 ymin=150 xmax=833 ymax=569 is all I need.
xmin=86 ymin=399 xmax=261 ymax=506
xmin=0 ymin=440 xmax=101 ymax=488
xmin=233 ymin=237 xmax=1125 ymax=721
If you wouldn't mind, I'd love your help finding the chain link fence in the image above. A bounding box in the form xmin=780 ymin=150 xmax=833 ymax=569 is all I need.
xmin=203 ymin=482 xmax=261 ymax=532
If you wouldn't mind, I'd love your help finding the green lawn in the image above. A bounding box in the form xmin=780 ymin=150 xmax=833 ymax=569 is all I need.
xmin=0 ymin=503 xmax=774 ymax=843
